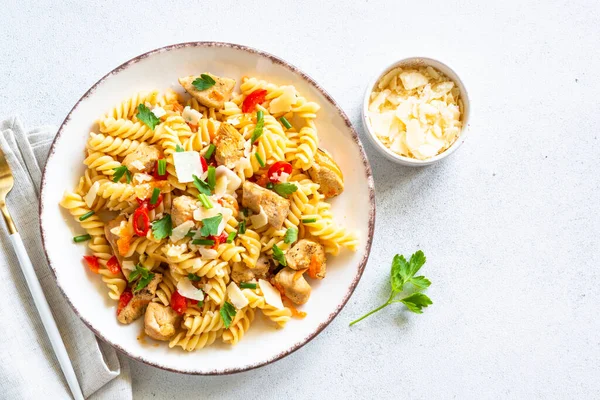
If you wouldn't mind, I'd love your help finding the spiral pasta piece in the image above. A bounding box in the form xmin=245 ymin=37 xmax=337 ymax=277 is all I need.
xmin=222 ymin=307 xmax=255 ymax=345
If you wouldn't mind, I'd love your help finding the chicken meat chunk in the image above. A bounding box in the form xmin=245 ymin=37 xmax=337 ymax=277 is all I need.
xmin=178 ymin=73 xmax=236 ymax=109
xmin=274 ymin=267 xmax=311 ymax=305
xmin=171 ymin=195 xmax=198 ymax=227
xmin=231 ymin=256 xmax=270 ymax=284
xmin=213 ymin=124 xmax=245 ymax=168
xmin=144 ymin=302 xmax=181 ymax=341
xmin=285 ymin=239 xmax=326 ymax=279
xmin=242 ymin=181 xmax=290 ymax=229
xmin=308 ymin=148 xmax=344 ymax=199
xmin=122 ymin=144 xmax=161 ymax=174
xmin=117 ymin=273 xmax=162 ymax=324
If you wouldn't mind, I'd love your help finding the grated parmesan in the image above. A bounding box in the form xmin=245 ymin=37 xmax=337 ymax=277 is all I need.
xmin=368 ymin=66 xmax=462 ymax=160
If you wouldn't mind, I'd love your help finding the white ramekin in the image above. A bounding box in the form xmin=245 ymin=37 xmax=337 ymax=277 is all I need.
xmin=362 ymin=57 xmax=471 ymax=166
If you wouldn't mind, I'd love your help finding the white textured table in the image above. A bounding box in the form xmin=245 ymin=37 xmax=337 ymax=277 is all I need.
xmin=2 ymin=0 xmax=599 ymax=398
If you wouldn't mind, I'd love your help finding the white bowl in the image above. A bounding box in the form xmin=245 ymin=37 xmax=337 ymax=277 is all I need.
xmin=362 ymin=57 xmax=470 ymax=166
xmin=39 ymin=42 xmax=375 ymax=374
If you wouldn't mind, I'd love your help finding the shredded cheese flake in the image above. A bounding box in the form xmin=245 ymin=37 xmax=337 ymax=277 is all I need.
xmin=368 ymin=66 xmax=462 ymax=160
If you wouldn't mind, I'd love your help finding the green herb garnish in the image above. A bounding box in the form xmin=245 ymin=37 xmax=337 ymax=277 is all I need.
xmin=219 ymin=301 xmax=237 ymax=328
xmin=273 ymin=182 xmax=297 ymax=198
xmin=226 ymin=231 xmax=237 ymax=243
xmin=192 ymin=74 xmax=217 ymax=91
xmin=301 ymin=218 xmax=317 ymax=224
xmin=284 ymin=227 xmax=298 ymax=244
xmin=280 ymin=116 xmax=292 ymax=129
xmin=255 ymin=153 xmax=265 ymax=167
xmin=188 ymin=273 xmax=201 ymax=281
xmin=192 ymin=174 xmax=211 ymax=196
xmin=151 ymin=214 xmax=172 ymax=240
xmin=192 ymin=238 xmax=216 ymax=246
xmin=78 ymin=211 xmax=95 ymax=221
xmin=150 ymin=188 xmax=161 ymax=205
xmin=199 ymin=214 xmax=223 ymax=237
xmin=251 ymin=111 xmax=265 ymax=143
xmin=207 ymin=166 xmax=216 ymax=190
xmin=136 ymin=104 xmax=160 ymax=130
xmin=238 ymin=220 xmax=246 ymax=234
xmin=175 ymin=144 xmax=185 ymax=152
xmin=112 ymin=165 xmax=132 ymax=184
xmin=272 ymin=244 xmax=287 ymax=266
xmin=129 ymin=263 xmax=155 ymax=292
xmin=198 ymin=193 xmax=213 ymax=209
xmin=350 ymin=251 xmax=432 ymax=326
xmin=73 ymin=234 xmax=91 ymax=243
xmin=240 ymin=282 xmax=257 ymax=289
xmin=204 ymin=144 xmax=216 ymax=160
xmin=157 ymin=159 xmax=167 ymax=175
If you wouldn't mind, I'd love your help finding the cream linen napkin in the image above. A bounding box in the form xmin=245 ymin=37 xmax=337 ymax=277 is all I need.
xmin=0 ymin=117 xmax=132 ymax=400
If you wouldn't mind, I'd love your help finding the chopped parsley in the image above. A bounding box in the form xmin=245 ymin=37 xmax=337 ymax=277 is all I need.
xmin=136 ymin=104 xmax=160 ymax=130
xmin=112 ymin=165 xmax=132 ymax=184
xmin=199 ymin=214 xmax=223 ymax=237
xmin=219 ymin=301 xmax=237 ymax=328
xmin=192 ymin=74 xmax=217 ymax=91
xmin=272 ymin=244 xmax=287 ymax=266
xmin=273 ymin=182 xmax=297 ymax=198
xmin=151 ymin=214 xmax=172 ymax=240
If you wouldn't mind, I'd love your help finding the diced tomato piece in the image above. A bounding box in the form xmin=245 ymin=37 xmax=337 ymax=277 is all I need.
xmin=268 ymin=161 xmax=293 ymax=183
xmin=83 ymin=255 xmax=100 ymax=274
xmin=209 ymin=232 xmax=229 ymax=249
xmin=242 ymin=89 xmax=267 ymax=113
xmin=171 ymin=291 xmax=188 ymax=315
xmin=117 ymin=290 xmax=133 ymax=315
xmin=106 ymin=256 xmax=121 ymax=274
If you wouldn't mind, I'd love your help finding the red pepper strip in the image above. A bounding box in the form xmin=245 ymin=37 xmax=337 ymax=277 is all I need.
xmin=242 ymin=89 xmax=267 ymax=113
xmin=83 ymin=255 xmax=100 ymax=274
xmin=132 ymin=205 xmax=150 ymax=236
xmin=136 ymin=195 xmax=162 ymax=211
xmin=209 ymin=232 xmax=229 ymax=249
xmin=106 ymin=255 xmax=121 ymax=274
xmin=171 ymin=291 xmax=188 ymax=315
xmin=117 ymin=290 xmax=133 ymax=315
xmin=268 ymin=161 xmax=293 ymax=183
xmin=200 ymin=154 xmax=208 ymax=172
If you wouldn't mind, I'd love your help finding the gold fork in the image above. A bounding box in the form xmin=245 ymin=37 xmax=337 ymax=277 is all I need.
xmin=0 ymin=146 xmax=84 ymax=400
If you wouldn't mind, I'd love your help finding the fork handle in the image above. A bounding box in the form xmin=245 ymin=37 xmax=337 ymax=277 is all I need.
xmin=9 ymin=232 xmax=84 ymax=400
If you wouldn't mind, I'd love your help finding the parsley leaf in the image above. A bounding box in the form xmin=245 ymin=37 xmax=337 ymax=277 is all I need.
xmin=136 ymin=104 xmax=160 ymax=130
xmin=200 ymin=214 xmax=222 ymax=237
xmin=219 ymin=301 xmax=237 ymax=328
xmin=284 ymin=227 xmax=298 ymax=244
xmin=192 ymin=174 xmax=212 ymax=196
xmin=128 ymin=264 xmax=155 ymax=292
xmin=251 ymin=111 xmax=265 ymax=143
xmin=192 ymin=74 xmax=217 ymax=91
xmin=112 ymin=165 xmax=132 ymax=184
xmin=188 ymin=273 xmax=201 ymax=282
xmin=273 ymin=183 xmax=297 ymax=198
xmin=400 ymin=293 xmax=432 ymax=314
xmin=151 ymin=214 xmax=172 ymax=240
xmin=175 ymin=144 xmax=185 ymax=152
xmin=272 ymin=244 xmax=287 ymax=266
xmin=350 ymin=250 xmax=432 ymax=326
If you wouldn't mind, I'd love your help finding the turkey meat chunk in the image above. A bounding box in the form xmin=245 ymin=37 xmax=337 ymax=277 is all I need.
xmin=117 ymin=273 xmax=162 ymax=324
xmin=144 ymin=302 xmax=181 ymax=341
xmin=231 ymin=256 xmax=270 ymax=283
xmin=274 ymin=267 xmax=311 ymax=305
xmin=308 ymin=148 xmax=344 ymax=199
xmin=171 ymin=195 xmax=198 ymax=227
xmin=285 ymin=239 xmax=326 ymax=279
xmin=242 ymin=181 xmax=290 ymax=229
xmin=213 ymin=124 xmax=245 ymax=168
xmin=178 ymin=73 xmax=235 ymax=109
xmin=122 ymin=144 xmax=161 ymax=174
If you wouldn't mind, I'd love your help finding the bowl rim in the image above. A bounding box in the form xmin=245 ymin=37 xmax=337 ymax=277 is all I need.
xmin=362 ymin=56 xmax=470 ymax=166
xmin=38 ymin=41 xmax=376 ymax=375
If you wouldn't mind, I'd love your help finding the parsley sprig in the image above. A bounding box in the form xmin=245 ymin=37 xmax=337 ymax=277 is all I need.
xmin=272 ymin=244 xmax=287 ymax=266
xmin=283 ymin=227 xmax=298 ymax=244
xmin=128 ymin=263 xmax=155 ymax=292
xmin=200 ymin=214 xmax=223 ymax=237
xmin=273 ymin=183 xmax=297 ymax=198
xmin=192 ymin=74 xmax=216 ymax=91
xmin=349 ymin=250 xmax=432 ymax=326
xmin=220 ymin=301 xmax=237 ymax=328
xmin=136 ymin=104 xmax=160 ymax=130
xmin=152 ymin=214 xmax=172 ymax=240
